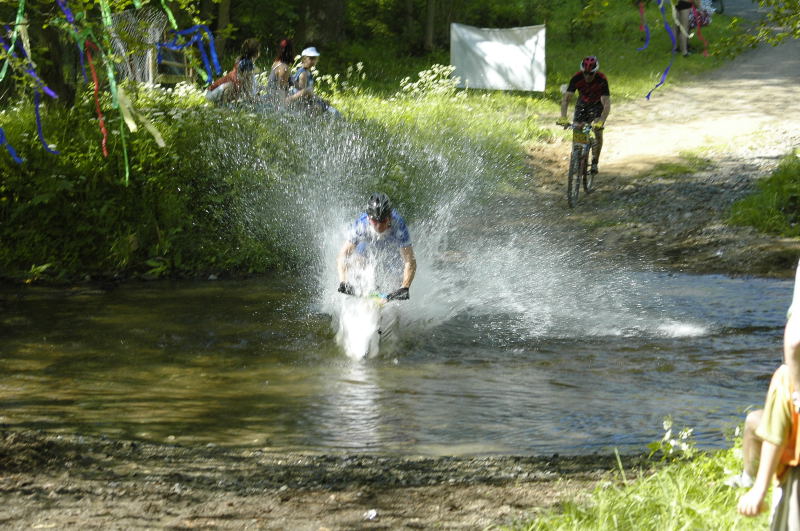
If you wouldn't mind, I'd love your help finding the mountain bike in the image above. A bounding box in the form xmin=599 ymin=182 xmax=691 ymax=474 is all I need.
xmin=336 ymin=290 xmax=402 ymax=359
xmin=559 ymin=122 xmax=597 ymax=208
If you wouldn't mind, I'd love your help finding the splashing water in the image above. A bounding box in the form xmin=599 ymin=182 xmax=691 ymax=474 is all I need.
xmin=196 ymin=106 xmax=707 ymax=358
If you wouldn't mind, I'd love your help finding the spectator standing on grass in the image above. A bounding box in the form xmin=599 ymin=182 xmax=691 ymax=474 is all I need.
xmin=675 ymin=0 xmax=696 ymax=56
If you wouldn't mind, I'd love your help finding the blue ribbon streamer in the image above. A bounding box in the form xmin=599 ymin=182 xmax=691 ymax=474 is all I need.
xmin=55 ymin=0 xmax=88 ymax=80
xmin=157 ymin=25 xmax=221 ymax=84
xmin=34 ymin=90 xmax=59 ymax=155
xmin=0 ymin=126 xmax=24 ymax=164
xmin=2 ymin=27 xmax=59 ymax=99
xmin=646 ymin=0 xmax=677 ymax=100
xmin=637 ymin=24 xmax=651 ymax=51
xmin=55 ymin=0 xmax=76 ymax=23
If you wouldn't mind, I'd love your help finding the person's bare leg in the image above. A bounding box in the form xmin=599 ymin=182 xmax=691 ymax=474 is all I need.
xmin=678 ymin=9 xmax=690 ymax=55
xmin=592 ymin=128 xmax=603 ymax=167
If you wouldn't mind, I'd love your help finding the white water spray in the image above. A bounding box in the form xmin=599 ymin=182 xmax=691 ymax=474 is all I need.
xmin=203 ymin=108 xmax=707 ymax=358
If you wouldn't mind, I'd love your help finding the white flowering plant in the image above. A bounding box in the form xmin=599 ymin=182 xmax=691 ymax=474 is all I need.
xmin=393 ymin=64 xmax=464 ymax=100
xmin=647 ymin=417 xmax=697 ymax=462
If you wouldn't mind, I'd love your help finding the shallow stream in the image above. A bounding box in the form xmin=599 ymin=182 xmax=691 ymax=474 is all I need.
xmin=0 ymin=271 xmax=791 ymax=455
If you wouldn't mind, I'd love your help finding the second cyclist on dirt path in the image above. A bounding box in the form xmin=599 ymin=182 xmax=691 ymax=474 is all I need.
xmin=558 ymin=55 xmax=612 ymax=176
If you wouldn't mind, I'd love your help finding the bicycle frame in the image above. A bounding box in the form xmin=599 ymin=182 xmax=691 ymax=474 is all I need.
xmin=565 ymin=123 xmax=597 ymax=208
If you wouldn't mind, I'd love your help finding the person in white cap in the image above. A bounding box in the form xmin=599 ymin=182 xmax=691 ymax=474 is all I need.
xmin=287 ymin=46 xmax=339 ymax=116
xmin=287 ymin=46 xmax=320 ymax=105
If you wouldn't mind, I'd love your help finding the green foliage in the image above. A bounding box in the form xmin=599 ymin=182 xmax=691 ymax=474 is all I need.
xmin=0 ymin=82 xmax=284 ymax=282
xmin=509 ymin=427 xmax=769 ymax=531
xmin=0 ymin=0 xmax=750 ymax=283
xmin=729 ymin=151 xmax=800 ymax=237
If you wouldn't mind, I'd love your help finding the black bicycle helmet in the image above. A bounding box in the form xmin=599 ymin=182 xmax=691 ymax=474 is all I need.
xmin=580 ymin=56 xmax=599 ymax=74
xmin=367 ymin=192 xmax=392 ymax=221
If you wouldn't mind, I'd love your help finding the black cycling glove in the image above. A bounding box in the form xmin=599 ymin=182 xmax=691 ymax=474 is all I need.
xmin=386 ymin=287 xmax=409 ymax=301
xmin=338 ymin=281 xmax=355 ymax=295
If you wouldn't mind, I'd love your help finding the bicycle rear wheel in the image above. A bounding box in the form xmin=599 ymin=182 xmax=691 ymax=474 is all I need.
xmin=567 ymin=145 xmax=582 ymax=208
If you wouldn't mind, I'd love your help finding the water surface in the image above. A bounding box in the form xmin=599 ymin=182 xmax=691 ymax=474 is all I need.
xmin=0 ymin=272 xmax=790 ymax=455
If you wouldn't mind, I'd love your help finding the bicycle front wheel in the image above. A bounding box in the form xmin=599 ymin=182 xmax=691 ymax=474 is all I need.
xmin=583 ymin=148 xmax=594 ymax=193
xmin=567 ymin=145 xmax=582 ymax=208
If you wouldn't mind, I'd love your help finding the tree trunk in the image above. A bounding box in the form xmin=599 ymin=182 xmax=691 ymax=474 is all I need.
xmin=39 ymin=23 xmax=76 ymax=106
xmin=328 ymin=0 xmax=347 ymax=43
xmin=424 ymin=0 xmax=436 ymax=51
xmin=404 ymin=0 xmax=415 ymax=44
xmin=215 ymin=0 xmax=231 ymax=58
xmin=199 ymin=0 xmax=213 ymax=25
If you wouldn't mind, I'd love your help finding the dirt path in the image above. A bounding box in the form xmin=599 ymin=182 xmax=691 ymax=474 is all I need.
xmin=528 ymin=2 xmax=800 ymax=277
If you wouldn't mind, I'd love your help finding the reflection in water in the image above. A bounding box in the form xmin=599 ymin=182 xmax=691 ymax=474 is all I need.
xmin=316 ymin=360 xmax=382 ymax=452
xmin=0 ymin=273 xmax=794 ymax=455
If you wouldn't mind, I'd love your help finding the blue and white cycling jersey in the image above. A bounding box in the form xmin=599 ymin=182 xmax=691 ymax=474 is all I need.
xmin=348 ymin=210 xmax=411 ymax=277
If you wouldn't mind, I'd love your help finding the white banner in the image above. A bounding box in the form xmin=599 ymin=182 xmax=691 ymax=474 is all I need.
xmin=450 ymin=23 xmax=546 ymax=92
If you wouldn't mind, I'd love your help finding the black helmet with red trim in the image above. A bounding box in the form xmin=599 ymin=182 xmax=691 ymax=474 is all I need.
xmin=580 ymin=56 xmax=599 ymax=74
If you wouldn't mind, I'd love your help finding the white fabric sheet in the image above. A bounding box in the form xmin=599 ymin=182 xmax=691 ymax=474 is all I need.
xmin=450 ymin=23 xmax=546 ymax=92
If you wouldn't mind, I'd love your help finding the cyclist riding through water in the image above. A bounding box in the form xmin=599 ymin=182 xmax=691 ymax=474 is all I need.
xmin=558 ymin=56 xmax=612 ymax=176
xmin=337 ymin=193 xmax=417 ymax=301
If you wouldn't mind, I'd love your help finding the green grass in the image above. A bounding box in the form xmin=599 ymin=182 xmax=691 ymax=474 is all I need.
xmin=729 ymin=151 xmax=800 ymax=237
xmin=507 ymin=436 xmax=770 ymax=531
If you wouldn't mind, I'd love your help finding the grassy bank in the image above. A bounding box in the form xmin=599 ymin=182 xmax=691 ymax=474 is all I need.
xmin=508 ymin=427 xmax=769 ymax=530
xmin=729 ymin=151 xmax=800 ymax=237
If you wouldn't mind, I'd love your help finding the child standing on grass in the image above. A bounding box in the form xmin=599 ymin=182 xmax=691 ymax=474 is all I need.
xmin=737 ymin=260 xmax=800 ymax=528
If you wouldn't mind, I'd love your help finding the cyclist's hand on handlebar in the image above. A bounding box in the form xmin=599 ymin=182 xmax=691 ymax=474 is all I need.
xmin=386 ymin=287 xmax=409 ymax=301
xmin=338 ymin=281 xmax=355 ymax=295
xmin=556 ymin=117 xmax=571 ymax=127
xmin=592 ymin=120 xmax=605 ymax=131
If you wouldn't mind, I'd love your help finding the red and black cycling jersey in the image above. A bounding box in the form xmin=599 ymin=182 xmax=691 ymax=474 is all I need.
xmin=566 ymin=71 xmax=610 ymax=105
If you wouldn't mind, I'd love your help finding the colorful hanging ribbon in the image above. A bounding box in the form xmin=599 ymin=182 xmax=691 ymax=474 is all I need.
xmin=691 ymin=4 xmax=710 ymax=56
xmin=646 ymin=0 xmax=677 ymax=100
xmin=160 ymin=0 xmax=178 ymax=30
xmin=0 ymin=0 xmax=25 ymax=82
xmin=1 ymin=26 xmax=59 ymax=154
xmin=117 ymin=86 xmax=166 ymax=148
xmin=0 ymin=126 xmax=23 ymax=164
xmin=157 ymin=25 xmax=221 ymax=84
xmin=637 ymin=1 xmax=651 ymax=51
xmin=56 ymin=0 xmax=89 ymax=80
xmin=85 ymin=40 xmax=109 ymax=158
xmin=33 ymin=90 xmax=59 ymax=154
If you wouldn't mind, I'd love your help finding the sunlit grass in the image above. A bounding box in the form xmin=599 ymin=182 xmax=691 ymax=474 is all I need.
xmin=729 ymin=151 xmax=800 ymax=237
xmin=506 ymin=426 xmax=770 ymax=531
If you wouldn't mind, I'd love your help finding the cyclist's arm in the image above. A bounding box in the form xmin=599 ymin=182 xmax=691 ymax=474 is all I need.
xmin=400 ymin=246 xmax=417 ymax=289
xmin=560 ymin=91 xmax=574 ymax=120
xmin=337 ymin=241 xmax=356 ymax=282
xmin=599 ymin=95 xmax=611 ymax=123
